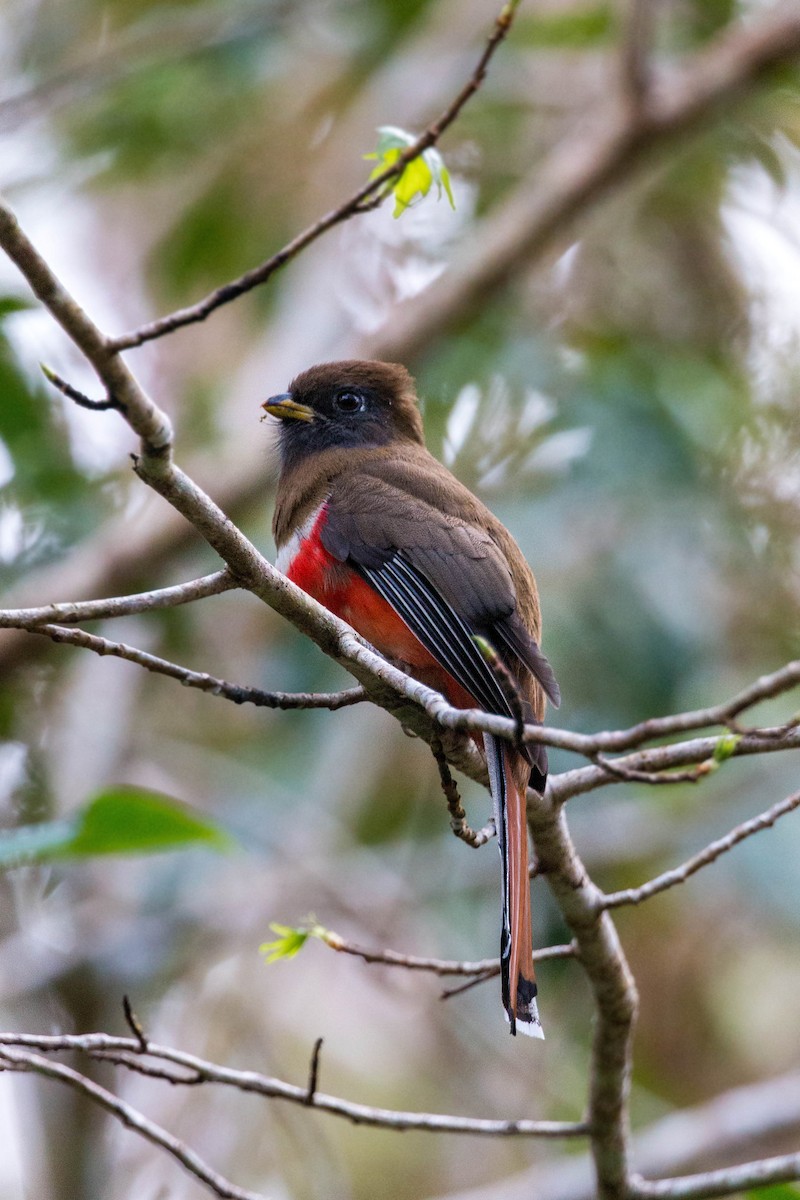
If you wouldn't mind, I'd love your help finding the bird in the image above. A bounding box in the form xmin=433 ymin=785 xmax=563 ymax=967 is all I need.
xmin=262 ymin=360 xmax=560 ymax=1038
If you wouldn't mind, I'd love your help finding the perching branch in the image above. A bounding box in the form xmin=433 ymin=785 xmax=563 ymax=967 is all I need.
xmin=550 ymin=726 xmax=800 ymax=805
xmin=4 ymin=3 xmax=800 ymax=687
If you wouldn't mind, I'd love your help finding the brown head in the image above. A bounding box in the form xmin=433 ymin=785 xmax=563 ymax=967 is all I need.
xmin=262 ymin=360 xmax=424 ymax=469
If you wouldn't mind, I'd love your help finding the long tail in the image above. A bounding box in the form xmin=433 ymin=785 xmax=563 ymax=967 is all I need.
xmin=484 ymin=733 xmax=543 ymax=1039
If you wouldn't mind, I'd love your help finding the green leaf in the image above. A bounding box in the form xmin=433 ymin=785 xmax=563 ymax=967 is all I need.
xmin=391 ymin=154 xmax=434 ymax=216
xmin=67 ymin=787 xmax=232 ymax=856
xmin=712 ymin=733 xmax=742 ymax=764
xmin=0 ymin=295 xmax=33 ymax=319
xmin=260 ymin=920 xmax=326 ymax=964
xmin=365 ymin=125 xmax=456 ymax=219
xmin=0 ymin=787 xmax=232 ymax=871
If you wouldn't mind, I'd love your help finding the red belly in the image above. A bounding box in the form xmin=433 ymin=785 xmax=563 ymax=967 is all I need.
xmin=286 ymin=508 xmax=475 ymax=710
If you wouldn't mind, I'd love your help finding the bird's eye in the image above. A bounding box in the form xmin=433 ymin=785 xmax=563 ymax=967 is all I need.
xmin=334 ymin=390 xmax=364 ymax=414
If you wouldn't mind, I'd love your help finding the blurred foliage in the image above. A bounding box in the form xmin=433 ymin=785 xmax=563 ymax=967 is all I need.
xmin=0 ymin=302 xmax=104 ymax=587
xmin=0 ymin=786 xmax=231 ymax=869
xmin=516 ymin=3 xmax=615 ymax=49
xmin=2 ymin=0 xmax=800 ymax=1198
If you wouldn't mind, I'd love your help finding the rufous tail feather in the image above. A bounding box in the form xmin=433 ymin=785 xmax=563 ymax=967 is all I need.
xmin=484 ymin=733 xmax=543 ymax=1039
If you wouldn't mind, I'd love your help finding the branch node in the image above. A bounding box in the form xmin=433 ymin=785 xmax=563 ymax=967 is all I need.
xmin=304 ymin=1037 xmax=323 ymax=1105
xmin=122 ymin=995 xmax=148 ymax=1053
xmin=41 ymin=363 xmax=122 ymax=412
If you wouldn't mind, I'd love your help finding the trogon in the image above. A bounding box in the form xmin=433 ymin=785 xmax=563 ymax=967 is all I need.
xmin=263 ymin=360 xmax=560 ymax=1038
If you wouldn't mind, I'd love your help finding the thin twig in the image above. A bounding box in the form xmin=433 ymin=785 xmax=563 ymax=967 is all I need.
xmin=431 ymin=737 xmax=496 ymax=847
xmin=0 ymin=1046 xmax=265 ymax=1200
xmin=551 ymin=726 xmax=800 ymax=805
xmin=105 ymin=0 xmax=521 ymax=352
xmin=592 ymin=752 xmax=716 ymax=786
xmin=603 ymin=790 xmax=800 ymax=910
xmin=41 ymin=363 xmax=121 ymax=411
xmin=305 ymin=1038 xmax=323 ymax=1106
xmin=0 ymin=1033 xmax=588 ymax=1138
xmin=631 ymin=1151 xmax=800 ymax=1199
xmin=0 ymin=570 xmax=236 ymax=627
xmin=122 ymin=995 xmax=148 ymax=1052
xmin=12 ymin=621 xmax=366 ymax=711
xmin=320 ymin=928 xmax=575 ymax=978
xmin=89 ymin=1049 xmax=203 ymax=1085
xmin=440 ymin=971 xmax=499 ymax=1001
xmin=367 ymin=7 xmax=800 ymax=368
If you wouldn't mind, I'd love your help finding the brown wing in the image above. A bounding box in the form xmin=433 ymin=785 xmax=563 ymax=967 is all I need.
xmin=321 ymin=466 xmax=559 ymax=786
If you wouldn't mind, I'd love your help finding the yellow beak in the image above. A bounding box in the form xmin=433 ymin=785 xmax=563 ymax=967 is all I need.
xmin=261 ymin=393 xmax=315 ymax=423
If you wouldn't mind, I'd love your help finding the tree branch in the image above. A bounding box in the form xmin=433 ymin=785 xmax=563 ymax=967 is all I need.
xmin=0 ymin=570 xmax=236 ymax=626
xmin=438 ymin=1070 xmax=800 ymax=1200
xmin=431 ymin=737 xmax=496 ymax=847
xmin=365 ymin=3 xmax=800 ymax=365
xmin=5 ymin=5 xmax=800 ymax=688
xmin=11 ymin=621 xmax=366 ymax=711
xmin=320 ymin=928 xmax=575 ymax=978
xmin=631 ymin=1152 xmax=800 ymax=1199
xmin=0 ymin=1045 xmax=265 ymax=1200
xmin=0 ymin=1032 xmax=588 ymax=1138
xmin=550 ymin=726 xmax=800 ymax=804
xmin=602 ymin=790 xmax=800 ymax=910
xmin=104 ymin=0 xmax=521 ymax=352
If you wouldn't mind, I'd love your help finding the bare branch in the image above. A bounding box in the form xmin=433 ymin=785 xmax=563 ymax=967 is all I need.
xmin=526 ymin=793 xmax=638 ymax=1198
xmin=570 ymin=659 xmax=800 ymax=756
xmin=603 ymin=790 xmax=800 ymax=910
xmin=550 ymin=726 xmax=800 ymax=805
xmin=0 ymin=1045 xmax=265 ymax=1200
xmin=5 ymin=5 xmax=800 ymax=690
xmin=446 ymin=1070 xmax=800 ymax=1200
xmin=105 ymin=0 xmax=521 ymax=352
xmin=431 ymin=737 xmax=496 ymax=847
xmin=13 ymin=621 xmax=366 ymax=711
xmin=304 ymin=1037 xmax=323 ymax=1106
xmin=320 ymin=928 xmax=575 ymax=978
xmin=0 ymin=207 xmax=171 ymax=455
xmin=0 ymin=1032 xmax=588 ymax=1138
xmin=591 ymin=753 xmax=716 ymax=787
xmin=88 ymin=1050 xmax=203 ymax=1086
xmin=122 ymin=994 xmax=148 ymax=1052
xmin=0 ymin=570 xmax=236 ymax=626
xmin=40 ymin=363 xmax=120 ymax=411
xmin=631 ymin=1152 xmax=800 ymax=1200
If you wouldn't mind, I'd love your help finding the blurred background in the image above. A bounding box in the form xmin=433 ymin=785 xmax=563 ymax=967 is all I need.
xmin=1 ymin=0 xmax=800 ymax=1197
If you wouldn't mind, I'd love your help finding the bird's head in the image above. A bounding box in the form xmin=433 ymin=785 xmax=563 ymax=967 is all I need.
xmin=262 ymin=360 xmax=424 ymax=463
